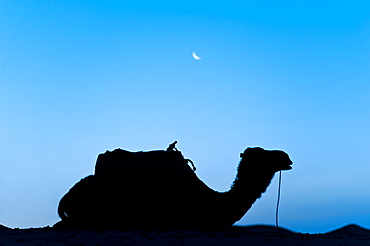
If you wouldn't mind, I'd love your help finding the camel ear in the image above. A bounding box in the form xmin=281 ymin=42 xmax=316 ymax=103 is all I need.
xmin=241 ymin=147 xmax=266 ymax=161
xmin=240 ymin=147 xmax=255 ymax=158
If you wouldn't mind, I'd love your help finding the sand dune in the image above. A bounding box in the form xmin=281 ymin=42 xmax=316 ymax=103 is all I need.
xmin=1 ymin=224 xmax=370 ymax=246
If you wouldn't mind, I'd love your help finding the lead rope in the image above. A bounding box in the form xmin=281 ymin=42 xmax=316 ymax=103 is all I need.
xmin=276 ymin=170 xmax=282 ymax=230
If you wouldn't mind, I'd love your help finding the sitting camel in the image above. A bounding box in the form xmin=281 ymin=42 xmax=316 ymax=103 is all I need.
xmin=54 ymin=142 xmax=292 ymax=230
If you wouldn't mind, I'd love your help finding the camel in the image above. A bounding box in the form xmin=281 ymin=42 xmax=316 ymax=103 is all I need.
xmin=54 ymin=142 xmax=292 ymax=230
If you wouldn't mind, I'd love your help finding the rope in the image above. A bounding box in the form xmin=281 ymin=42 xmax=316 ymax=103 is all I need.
xmin=276 ymin=170 xmax=282 ymax=229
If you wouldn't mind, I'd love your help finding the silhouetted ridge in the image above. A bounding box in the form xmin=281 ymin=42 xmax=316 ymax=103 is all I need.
xmin=54 ymin=142 xmax=292 ymax=230
xmin=326 ymin=224 xmax=370 ymax=236
xmin=0 ymin=224 xmax=11 ymax=230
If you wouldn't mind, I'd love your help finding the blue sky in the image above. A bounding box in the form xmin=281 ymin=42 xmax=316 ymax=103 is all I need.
xmin=0 ymin=1 xmax=369 ymax=233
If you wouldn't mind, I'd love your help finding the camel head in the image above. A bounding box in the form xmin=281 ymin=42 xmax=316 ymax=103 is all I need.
xmin=240 ymin=147 xmax=292 ymax=172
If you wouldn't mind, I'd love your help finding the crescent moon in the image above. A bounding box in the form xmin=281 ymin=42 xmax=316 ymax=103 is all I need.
xmin=192 ymin=51 xmax=201 ymax=60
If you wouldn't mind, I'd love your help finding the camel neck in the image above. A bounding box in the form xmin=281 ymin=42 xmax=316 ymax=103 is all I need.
xmin=221 ymin=165 xmax=276 ymax=224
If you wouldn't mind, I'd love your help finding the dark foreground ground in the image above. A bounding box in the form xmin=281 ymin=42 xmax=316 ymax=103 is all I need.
xmin=1 ymin=224 xmax=370 ymax=246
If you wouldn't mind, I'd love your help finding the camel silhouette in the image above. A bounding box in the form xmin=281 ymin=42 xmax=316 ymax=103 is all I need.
xmin=54 ymin=142 xmax=292 ymax=230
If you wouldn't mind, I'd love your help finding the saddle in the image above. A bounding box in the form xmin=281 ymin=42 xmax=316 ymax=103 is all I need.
xmin=94 ymin=141 xmax=196 ymax=180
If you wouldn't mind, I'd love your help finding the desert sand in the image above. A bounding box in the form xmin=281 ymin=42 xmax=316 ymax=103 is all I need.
xmin=1 ymin=224 xmax=370 ymax=246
